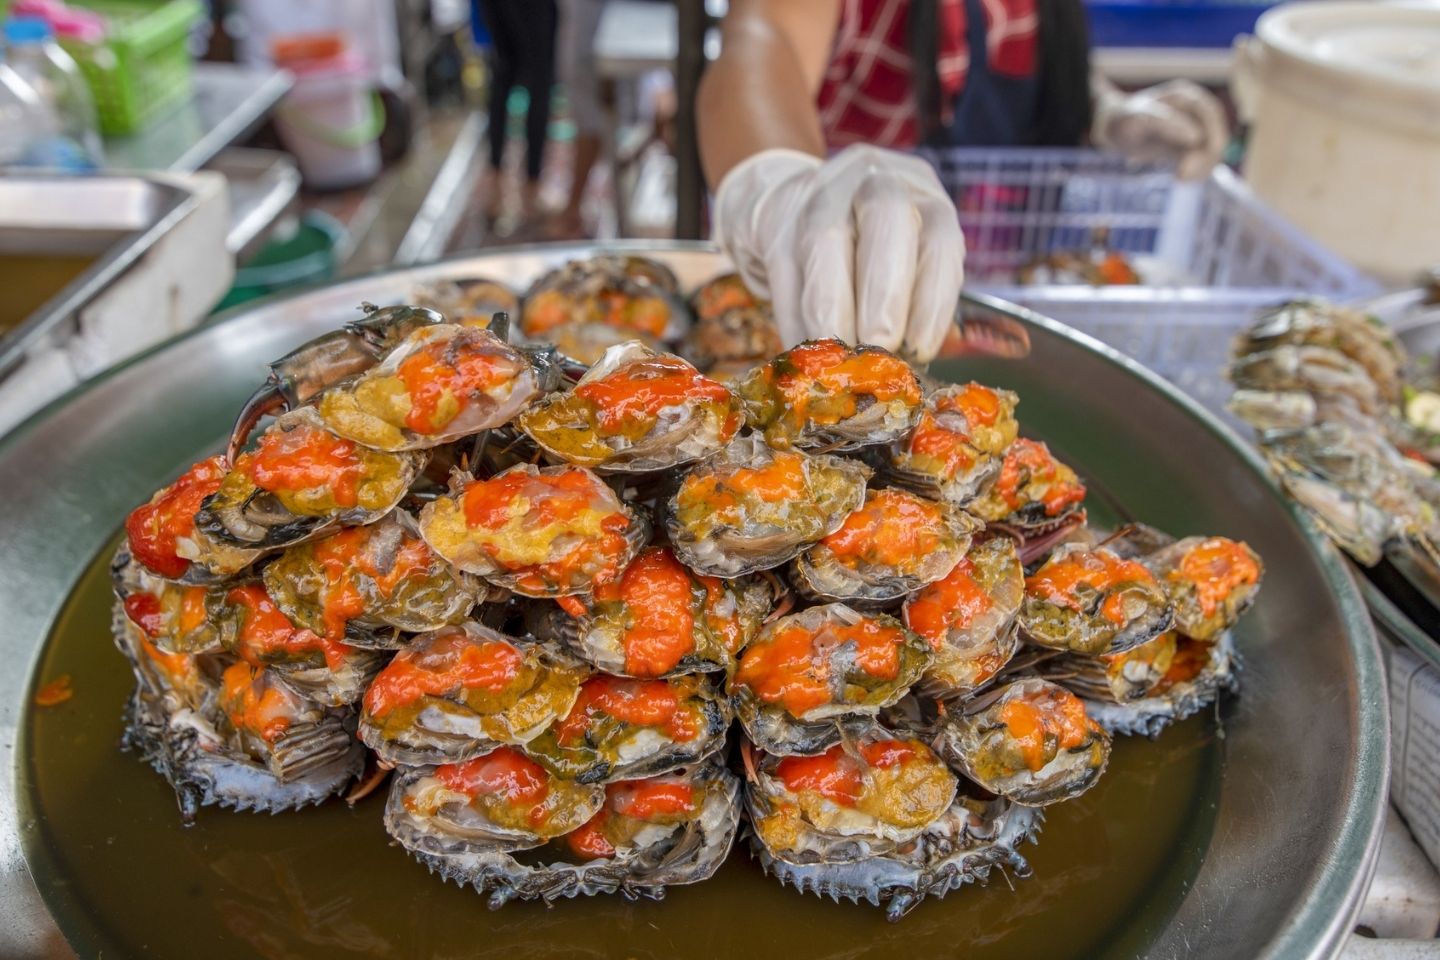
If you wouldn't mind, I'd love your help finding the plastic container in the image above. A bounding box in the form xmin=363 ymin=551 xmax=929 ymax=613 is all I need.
xmin=49 ymin=0 xmax=202 ymax=136
xmin=1232 ymin=1 xmax=1440 ymax=285
xmin=0 ymin=59 xmax=50 ymax=165
xmin=920 ymin=147 xmax=1380 ymax=415
xmin=271 ymin=34 xmax=383 ymax=191
xmin=1085 ymin=0 xmax=1274 ymax=49
xmin=212 ymin=211 xmax=344 ymax=312
xmin=1 ymin=15 xmax=102 ymax=168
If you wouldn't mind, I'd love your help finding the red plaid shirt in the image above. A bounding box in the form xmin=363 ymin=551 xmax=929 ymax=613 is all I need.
xmin=818 ymin=0 xmax=1039 ymax=149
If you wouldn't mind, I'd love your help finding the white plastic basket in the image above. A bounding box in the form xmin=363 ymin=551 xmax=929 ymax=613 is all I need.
xmin=920 ymin=148 xmax=1382 ymax=414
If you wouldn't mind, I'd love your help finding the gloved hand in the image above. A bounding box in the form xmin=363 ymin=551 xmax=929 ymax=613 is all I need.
xmin=1092 ymin=79 xmax=1228 ymax=181
xmin=712 ymin=145 xmax=966 ymax=364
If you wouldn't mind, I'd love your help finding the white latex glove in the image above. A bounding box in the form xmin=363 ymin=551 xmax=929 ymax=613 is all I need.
xmin=1093 ymin=79 xmax=1228 ymax=181
xmin=712 ymin=145 xmax=966 ymax=363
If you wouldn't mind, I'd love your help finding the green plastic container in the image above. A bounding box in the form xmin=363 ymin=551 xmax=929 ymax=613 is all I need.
xmin=212 ymin=212 xmax=345 ymax=313
xmin=61 ymin=0 xmax=203 ymax=136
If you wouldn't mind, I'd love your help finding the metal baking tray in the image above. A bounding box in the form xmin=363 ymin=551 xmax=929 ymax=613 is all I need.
xmin=0 ymin=242 xmax=1388 ymax=959
xmin=0 ymin=174 xmax=197 ymax=382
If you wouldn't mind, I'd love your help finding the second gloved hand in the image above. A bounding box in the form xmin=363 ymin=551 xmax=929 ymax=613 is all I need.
xmin=712 ymin=145 xmax=966 ymax=364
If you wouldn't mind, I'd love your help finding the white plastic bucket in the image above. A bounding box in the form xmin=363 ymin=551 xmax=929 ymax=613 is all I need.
xmin=274 ymin=59 xmax=384 ymax=191
xmin=1232 ymin=0 xmax=1440 ymax=284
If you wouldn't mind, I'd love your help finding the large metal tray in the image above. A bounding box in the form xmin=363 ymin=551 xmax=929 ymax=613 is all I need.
xmin=0 ymin=242 xmax=1388 ymax=959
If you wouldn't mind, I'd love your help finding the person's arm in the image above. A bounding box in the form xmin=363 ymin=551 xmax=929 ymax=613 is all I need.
xmin=696 ymin=0 xmax=838 ymax=187
xmin=697 ymin=0 xmax=966 ymax=363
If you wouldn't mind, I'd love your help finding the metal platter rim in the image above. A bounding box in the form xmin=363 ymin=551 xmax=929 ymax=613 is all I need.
xmin=0 ymin=241 xmax=1388 ymax=960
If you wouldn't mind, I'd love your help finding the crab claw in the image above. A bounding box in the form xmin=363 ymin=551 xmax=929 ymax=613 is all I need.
xmin=227 ymin=382 xmax=285 ymax=465
xmin=345 ymin=304 xmax=443 ymax=352
xmin=488 ymin=310 xmax=511 ymax=342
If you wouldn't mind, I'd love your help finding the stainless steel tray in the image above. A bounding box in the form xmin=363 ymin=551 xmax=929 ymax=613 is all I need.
xmin=0 ymin=174 xmax=197 ymax=381
xmin=0 ymin=242 xmax=1388 ymax=959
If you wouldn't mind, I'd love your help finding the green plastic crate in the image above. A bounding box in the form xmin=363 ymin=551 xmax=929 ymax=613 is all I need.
xmin=60 ymin=0 xmax=203 ymax=136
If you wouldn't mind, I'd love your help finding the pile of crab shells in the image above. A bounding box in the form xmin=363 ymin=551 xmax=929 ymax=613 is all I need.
xmin=112 ymin=255 xmax=1263 ymax=921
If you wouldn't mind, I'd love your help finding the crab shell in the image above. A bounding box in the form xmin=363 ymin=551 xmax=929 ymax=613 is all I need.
xmin=748 ymin=793 xmax=1042 ymax=922
xmin=1017 ymin=544 xmax=1175 ymax=656
xmin=1079 ymin=632 xmax=1240 ymax=738
xmin=357 ymin=622 xmax=589 ymax=767
xmin=521 ymin=256 xmax=689 ymax=352
xmin=523 ymin=674 xmax=733 ymax=783
xmin=260 ymin=512 xmax=483 ymax=650
xmin=745 ymin=729 xmax=959 ymax=849
xmin=114 ymin=606 xmax=363 ymax=822
xmin=525 ymin=559 xmax=772 ymax=678
xmin=411 ymin=277 xmax=520 ymax=328
xmin=1142 ymin=536 xmax=1264 ymax=642
xmin=318 ymin=324 xmax=548 ymax=452
xmin=884 ymin=383 xmax=1021 ymax=507
xmin=736 ymin=340 xmax=924 ymax=452
xmin=389 ymin=760 xmax=740 ymax=907
xmin=517 ymin=341 xmax=743 ymax=474
xmin=933 ymin=678 xmax=1111 ymax=807
xmin=667 ymin=434 xmax=872 ymax=578
xmin=790 ymin=490 xmax=981 ymax=605
xmin=111 ymin=547 xmax=224 ymax=655
xmin=904 ymin=536 xmax=1025 ymax=700
xmin=731 ymin=603 xmax=934 ymax=756
xmin=384 ymin=751 xmax=608 ymax=854
xmin=197 ymin=407 xmax=426 ymax=551
xmin=418 ymin=463 xmax=651 ymax=598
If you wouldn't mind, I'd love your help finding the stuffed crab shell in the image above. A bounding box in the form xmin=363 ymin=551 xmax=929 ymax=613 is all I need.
xmin=523 ymin=674 xmax=731 ymax=783
xmin=318 ymin=324 xmax=546 ymax=451
xmin=903 ymin=536 xmax=1025 ymax=698
xmin=358 ymin=622 xmax=587 ymax=766
xmin=934 ymin=678 xmax=1110 ymax=806
xmin=521 ymin=256 xmax=684 ymax=364
xmin=737 ymin=340 xmax=924 ymax=450
xmin=208 ymin=582 xmax=386 ymax=707
xmin=1143 ymin=536 xmax=1263 ymax=641
xmin=969 ymin=438 xmax=1087 ymax=559
xmin=533 ymin=546 xmax=772 ymax=678
xmin=1077 ymin=633 xmax=1240 ymax=737
xmin=419 ymin=463 xmax=648 ymax=597
xmin=197 ymin=407 xmax=424 ymax=551
xmin=791 ymin=488 xmax=980 ymax=604
xmin=124 ymin=456 xmax=260 ymax=581
xmin=261 ymin=513 xmax=482 ymax=649
xmin=388 ymin=758 xmax=739 ymax=907
xmin=730 ymin=604 xmax=933 ymax=756
xmin=1040 ymin=631 xmax=1179 ymax=705
xmin=887 ymin=383 xmax=1020 ymax=506
xmin=1019 ymin=545 xmax=1175 ymax=656
xmin=668 ymin=435 xmax=870 ymax=578
xmin=112 ymin=548 xmax=222 ymax=655
xmin=411 ymin=276 xmax=520 ymax=328
xmin=518 ymin=342 xmax=742 ymax=473
xmin=386 ymin=747 xmax=606 ymax=857
xmin=746 ymin=729 xmax=957 ymax=856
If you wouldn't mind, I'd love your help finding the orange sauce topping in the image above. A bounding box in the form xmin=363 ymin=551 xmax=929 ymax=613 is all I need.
xmin=435 ymin=747 xmax=552 ymax=827
xmin=219 ymin=662 xmax=293 ymax=743
xmin=993 ymin=439 xmax=1086 ymax=516
xmin=224 ymin=583 xmax=352 ymax=670
xmin=700 ymin=576 xmax=746 ymax=655
xmin=566 ymin=815 xmax=617 ymax=860
xmin=574 ymin=355 xmax=737 ymax=438
xmin=364 ymin=632 xmax=525 ymax=718
xmin=593 ymin=547 xmax=697 ymax=677
xmin=136 ymin=632 xmax=198 ymax=690
xmin=309 ymin=526 xmax=438 ymax=639
xmin=735 ymin=615 xmax=907 ymax=716
xmin=609 ymin=778 xmax=698 ymax=820
xmin=694 ymin=277 xmax=757 ymax=320
xmin=905 ymin=555 xmax=994 ymax=649
xmin=125 ymin=457 xmax=227 ymax=578
xmin=243 ymin=424 xmax=363 ymax=508
xmin=123 ymin=586 xmax=208 ymax=639
xmin=770 ymin=341 xmax=920 ymax=426
xmin=34 ymin=675 xmax=73 ymax=707
xmin=818 ymin=488 xmax=947 ymax=569
xmin=395 ymin=335 xmax=517 ymax=434
xmin=122 ymin=592 xmax=166 ymax=637
xmin=1161 ymin=637 xmax=1211 ymax=687
xmin=552 ymin=675 xmax=698 ymax=746
xmin=997 ymin=690 xmax=1094 ymax=772
xmin=906 ymin=384 xmax=1006 ymax=476
xmin=776 ymin=740 xmax=919 ymax=807
xmin=1174 ymin=538 xmax=1260 ymax=617
xmin=679 ymin=450 xmax=809 ymax=516
xmin=1026 ymin=551 xmax=1156 ymax=625
xmin=460 ymin=468 xmax=633 ymax=592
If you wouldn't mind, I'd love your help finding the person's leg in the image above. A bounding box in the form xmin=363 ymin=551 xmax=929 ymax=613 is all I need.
xmin=555 ymin=0 xmax=608 ymax=235
xmin=519 ymin=0 xmax=559 ymax=213
xmin=477 ymin=0 xmax=518 ymax=217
